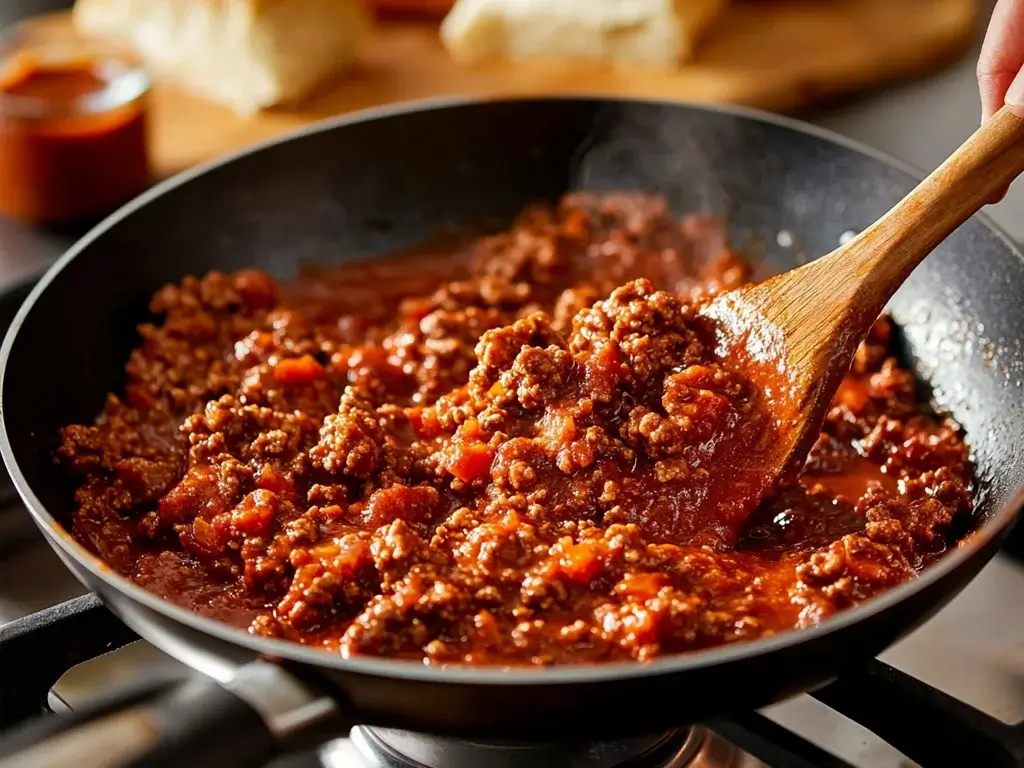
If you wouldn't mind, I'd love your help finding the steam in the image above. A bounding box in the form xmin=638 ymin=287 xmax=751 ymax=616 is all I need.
xmin=568 ymin=103 xmax=734 ymax=215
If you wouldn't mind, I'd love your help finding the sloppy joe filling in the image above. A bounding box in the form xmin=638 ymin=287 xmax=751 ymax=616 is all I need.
xmin=58 ymin=193 xmax=972 ymax=665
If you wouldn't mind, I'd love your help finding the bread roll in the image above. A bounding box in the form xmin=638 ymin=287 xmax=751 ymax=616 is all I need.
xmin=73 ymin=0 xmax=372 ymax=115
xmin=441 ymin=0 xmax=726 ymax=69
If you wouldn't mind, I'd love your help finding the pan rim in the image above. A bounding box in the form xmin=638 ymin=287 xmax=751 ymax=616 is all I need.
xmin=2 ymin=93 xmax=1022 ymax=687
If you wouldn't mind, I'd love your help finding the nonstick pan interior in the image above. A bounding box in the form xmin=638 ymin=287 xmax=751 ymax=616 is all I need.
xmin=1 ymin=97 xmax=1023 ymax=739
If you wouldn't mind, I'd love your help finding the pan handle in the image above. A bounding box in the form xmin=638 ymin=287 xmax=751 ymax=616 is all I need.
xmin=0 ymin=662 xmax=347 ymax=768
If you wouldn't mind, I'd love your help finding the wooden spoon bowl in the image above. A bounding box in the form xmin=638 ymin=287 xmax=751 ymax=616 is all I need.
xmin=704 ymin=105 xmax=1024 ymax=519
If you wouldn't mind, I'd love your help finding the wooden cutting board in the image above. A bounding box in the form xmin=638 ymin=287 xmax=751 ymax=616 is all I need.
xmin=120 ymin=0 xmax=979 ymax=178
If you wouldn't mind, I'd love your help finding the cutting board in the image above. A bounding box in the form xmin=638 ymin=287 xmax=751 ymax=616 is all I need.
xmin=118 ymin=0 xmax=979 ymax=178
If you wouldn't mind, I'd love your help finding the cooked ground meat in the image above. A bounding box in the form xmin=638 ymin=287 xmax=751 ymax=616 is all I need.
xmin=58 ymin=193 xmax=972 ymax=665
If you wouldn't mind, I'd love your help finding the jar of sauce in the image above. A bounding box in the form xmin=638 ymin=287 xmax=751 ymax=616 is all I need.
xmin=0 ymin=17 xmax=150 ymax=227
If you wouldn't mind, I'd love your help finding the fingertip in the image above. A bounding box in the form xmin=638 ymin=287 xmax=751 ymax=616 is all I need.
xmin=979 ymin=77 xmax=1013 ymax=123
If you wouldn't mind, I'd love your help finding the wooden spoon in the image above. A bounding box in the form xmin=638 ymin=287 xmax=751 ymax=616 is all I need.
xmin=702 ymin=105 xmax=1024 ymax=525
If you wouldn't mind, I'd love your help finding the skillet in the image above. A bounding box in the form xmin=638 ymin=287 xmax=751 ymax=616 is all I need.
xmin=0 ymin=96 xmax=1022 ymax=767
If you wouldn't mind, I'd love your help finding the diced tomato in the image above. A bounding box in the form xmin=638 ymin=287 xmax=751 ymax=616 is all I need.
xmin=230 ymin=489 xmax=278 ymax=537
xmin=362 ymin=484 xmax=440 ymax=529
xmin=614 ymin=572 xmax=665 ymax=601
xmin=618 ymin=605 xmax=660 ymax=647
xmin=459 ymin=419 xmax=485 ymax=441
xmin=256 ymin=464 xmax=295 ymax=497
xmin=835 ymin=378 xmax=869 ymax=413
xmin=273 ymin=355 xmax=325 ymax=386
xmin=408 ymin=407 xmax=441 ymax=437
xmin=345 ymin=345 xmax=389 ymax=370
xmin=501 ymin=510 xmax=523 ymax=531
xmin=309 ymin=535 xmax=373 ymax=578
xmin=159 ymin=467 xmax=226 ymax=524
xmin=189 ymin=516 xmax=225 ymax=556
xmin=444 ymin=442 xmax=496 ymax=483
xmin=334 ymin=537 xmax=373 ymax=578
xmin=559 ymin=542 xmax=602 ymax=584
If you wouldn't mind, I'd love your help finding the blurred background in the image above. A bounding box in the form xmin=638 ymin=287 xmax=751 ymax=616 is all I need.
xmin=0 ymin=0 xmax=1008 ymax=285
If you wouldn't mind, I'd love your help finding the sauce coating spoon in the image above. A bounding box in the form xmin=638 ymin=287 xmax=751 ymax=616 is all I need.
xmin=703 ymin=105 xmax=1024 ymax=523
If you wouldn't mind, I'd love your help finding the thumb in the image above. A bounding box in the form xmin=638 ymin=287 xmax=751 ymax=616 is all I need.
xmin=1004 ymin=66 xmax=1024 ymax=118
xmin=994 ymin=67 xmax=1024 ymax=202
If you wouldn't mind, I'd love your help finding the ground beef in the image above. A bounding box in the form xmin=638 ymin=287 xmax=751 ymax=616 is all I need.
xmin=58 ymin=193 xmax=973 ymax=666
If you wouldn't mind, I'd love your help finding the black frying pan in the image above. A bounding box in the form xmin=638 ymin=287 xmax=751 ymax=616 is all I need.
xmin=0 ymin=96 xmax=1022 ymax=768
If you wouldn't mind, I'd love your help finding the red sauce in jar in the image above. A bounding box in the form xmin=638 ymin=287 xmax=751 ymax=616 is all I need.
xmin=0 ymin=55 xmax=150 ymax=225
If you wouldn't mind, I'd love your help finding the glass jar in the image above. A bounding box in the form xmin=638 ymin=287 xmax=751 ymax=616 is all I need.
xmin=0 ymin=15 xmax=151 ymax=227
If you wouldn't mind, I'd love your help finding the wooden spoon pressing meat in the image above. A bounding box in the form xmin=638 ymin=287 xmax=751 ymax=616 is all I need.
xmin=703 ymin=105 xmax=1024 ymax=522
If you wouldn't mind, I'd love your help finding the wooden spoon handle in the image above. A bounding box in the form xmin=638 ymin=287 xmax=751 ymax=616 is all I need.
xmin=836 ymin=105 xmax=1024 ymax=301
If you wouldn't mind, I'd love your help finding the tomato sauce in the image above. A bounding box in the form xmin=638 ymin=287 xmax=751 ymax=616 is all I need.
xmin=0 ymin=52 xmax=149 ymax=225
xmin=58 ymin=193 xmax=974 ymax=665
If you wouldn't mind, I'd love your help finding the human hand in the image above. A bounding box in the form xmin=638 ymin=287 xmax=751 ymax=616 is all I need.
xmin=977 ymin=0 xmax=1024 ymax=202
xmin=979 ymin=0 xmax=1024 ymax=122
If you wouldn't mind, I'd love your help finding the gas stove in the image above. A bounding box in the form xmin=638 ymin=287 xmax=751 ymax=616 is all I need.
xmin=1 ymin=523 xmax=1023 ymax=768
